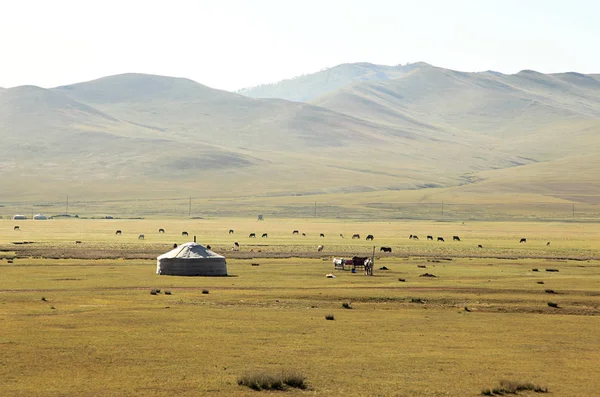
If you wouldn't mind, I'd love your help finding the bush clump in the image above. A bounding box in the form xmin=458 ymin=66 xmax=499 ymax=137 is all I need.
xmin=202 ymin=289 xmax=209 ymax=294
xmin=325 ymin=314 xmax=335 ymax=320
xmin=238 ymin=370 xmax=307 ymax=391
xmin=342 ymin=302 xmax=352 ymax=309
xmin=547 ymin=301 xmax=559 ymax=308
xmin=482 ymin=379 xmax=548 ymax=395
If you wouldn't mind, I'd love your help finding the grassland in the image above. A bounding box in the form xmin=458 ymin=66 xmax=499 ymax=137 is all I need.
xmin=1 ymin=219 xmax=599 ymax=396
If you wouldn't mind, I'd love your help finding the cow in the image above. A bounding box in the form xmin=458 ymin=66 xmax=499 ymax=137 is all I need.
xmin=352 ymin=234 xmax=360 ymax=239
xmin=437 ymin=237 xmax=445 ymax=242
xmin=320 ymin=233 xmax=325 ymax=238
xmin=158 ymin=228 xmax=165 ymax=233
xmin=380 ymin=247 xmax=392 ymax=253
xmin=520 ymin=238 xmax=527 ymax=243
xmin=427 ymin=235 xmax=433 ymax=240
xmin=249 ymin=233 xmax=256 ymax=238
xmin=115 ymin=230 xmax=122 ymax=235
xmin=229 ymin=229 xmax=234 ymax=234
xmin=138 ymin=234 xmax=145 ymax=240
xmin=292 ymin=230 xmax=299 ymax=235
xmin=366 ymin=235 xmax=374 ymax=241
xmin=453 ymin=236 xmax=461 ymax=242
xmin=182 ymin=231 xmax=189 ymax=236
xmin=14 ymin=226 xmax=19 ymax=231
xmin=317 ymin=245 xmax=324 ymax=252
xmin=262 ymin=233 xmax=268 ymax=238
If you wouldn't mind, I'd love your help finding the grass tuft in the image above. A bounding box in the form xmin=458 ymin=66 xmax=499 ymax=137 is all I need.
xmin=202 ymin=289 xmax=209 ymax=294
xmin=342 ymin=302 xmax=352 ymax=309
xmin=544 ymin=289 xmax=557 ymax=294
xmin=547 ymin=301 xmax=559 ymax=308
xmin=482 ymin=379 xmax=548 ymax=395
xmin=164 ymin=290 xmax=172 ymax=295
xmin=238 ymin=370 xmax=307 ymax=391
xmin=41 ymin=297 xmax=47 ymax=302
xmin=398 ymin=278 xmax=406 ymax=282
xmin=531 ymin=268 xmax=539 ymax=272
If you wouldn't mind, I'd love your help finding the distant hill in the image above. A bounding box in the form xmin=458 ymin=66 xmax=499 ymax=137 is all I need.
xmin=1 ymin=65 xmax=600 ymax=215
xmin=237 ymin=62 xmax=429 ymax=102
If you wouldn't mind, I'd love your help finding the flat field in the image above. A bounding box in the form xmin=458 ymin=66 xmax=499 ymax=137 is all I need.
xmin=1 ymin=219 xmax=599 ymax=396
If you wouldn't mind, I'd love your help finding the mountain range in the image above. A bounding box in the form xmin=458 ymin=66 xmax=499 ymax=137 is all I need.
xmin=1 ymin=62 xmax=599 ymax=216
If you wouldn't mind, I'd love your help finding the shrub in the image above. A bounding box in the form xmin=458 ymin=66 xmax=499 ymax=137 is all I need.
xmin=531 ymin=268 xmax=539 ymax=272
xmin=544 ymin=289 xmax=557 ymax=294
xmin=547 ymin=301 xmax=559 ymax=308
xmin=410 ymin=298 xmax=425 ymax=304
xmin=536 ymin=281 xmax=544 ymax=284
xmin=546 ymin=269 xmax=559 ymax=272
xmin=41 ymin=297 xmax=47 ymax=302
xmin=238 ymin=370 xmax=307 ymax=391
xmin=482 ymin=380 xmax=548 ymax=395
xmin=398 ymin=278 xmax=406 ymax=282
xmin=202 ymin=289 xmax=209 ymax=294
xmin=342 ymin=302 xmax=352 ymax=309
xmin=150 ymin=290 xmax=158 ymax=295
xmin=164 ymin=291 xmax=172 ymax=295
xmin=325 ymin=314 xmax=335 ymax=320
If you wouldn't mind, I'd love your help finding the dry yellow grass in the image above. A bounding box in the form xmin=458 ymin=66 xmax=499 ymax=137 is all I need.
xmin=1 ymin=219 xmax=599 ymax=396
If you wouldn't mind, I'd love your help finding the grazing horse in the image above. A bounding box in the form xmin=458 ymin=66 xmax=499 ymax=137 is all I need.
xmin=412 ymin=235 xmax=419 ymax=240
xmin=292 ymin=230 xmax=299 ymax=235
xmin=14 ymin=226 xmax=19 ymax=230
xmin=380 ymin=247 xmax=392 ymax=253
xmin=437 ymin=237 xmax=445 ymax=242
xmin=317 ymin=245 xmax=324 ymax=252
xmin=158 ymin=228 xmax=165 ymax=233
xmin=453 ymin=236 xmax=461 ymax=241
xmin=427 ymin=235 xmax=433 ymax=240
xmin=366 ymin=235 xmax=374 ymax=241
xmin=478 ymin=244 xmax=483 ymax=248
xmin=520 ymin=238 xmax=527 ymax=243
xmin=261 ymin=233 xmax=268 ymax=238
xmin=232 ymin=242 xmax=240 ymax=251
xmin=138 ymin=234 xmax=145 ymax=240
xmin=249 ymin=233 xmax=256 ymax=238
xmin=115 ymin=230 xmax=122 ymax=235
xmin=340 ymin=234 xmax=344 ymax=238
xmin=364 ymin=258 xmax=374 ymax=276
xmin=547 ymin=241 xmax=550 ymax=246
xmin=182 ymin=231 xmax=189 ymax=236
xmin=320 ymin=233 xmax=325 ymax=238
xmin=229 ymin=229 xmax=234 ymax=234
xmin=302 ymin=233 xmax=306 ymax=237
xmin=352 ymin=234 xmax=360 ymax=239
xmin=409 ymin=234 xmax=413 ymax=239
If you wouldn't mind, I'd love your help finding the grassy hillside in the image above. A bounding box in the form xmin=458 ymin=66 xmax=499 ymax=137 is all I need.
xmin=2 ymin=65 xmax=600 ymax=216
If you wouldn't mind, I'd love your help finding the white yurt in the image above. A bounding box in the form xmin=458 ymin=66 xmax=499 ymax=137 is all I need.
xmin=13 ymin=214 xmax=26 ymax=220
xmin=156 ymin=242 xmax=227 ymax=276
xmin=33 ymin=213 xmax=47 ymax=220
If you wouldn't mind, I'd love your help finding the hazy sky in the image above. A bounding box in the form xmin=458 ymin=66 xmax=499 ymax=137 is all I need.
xmin=1 ymin=0 xmax=599 ymax=91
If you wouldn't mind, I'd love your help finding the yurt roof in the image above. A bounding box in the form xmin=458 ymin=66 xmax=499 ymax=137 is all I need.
xmin=157 ymin=242 xmax=224 ymax=260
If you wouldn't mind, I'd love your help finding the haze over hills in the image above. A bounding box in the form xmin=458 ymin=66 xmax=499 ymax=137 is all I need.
xmin=1 ymin=62 xmax=600 ymax=216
